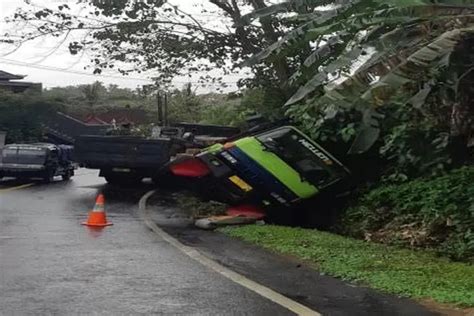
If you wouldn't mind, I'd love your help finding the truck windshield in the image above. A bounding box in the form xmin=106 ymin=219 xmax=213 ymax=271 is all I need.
xmin=256 ymin=127 xmax=338 ymax=187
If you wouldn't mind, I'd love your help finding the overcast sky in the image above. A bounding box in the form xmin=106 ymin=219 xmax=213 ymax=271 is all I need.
xmin=0 ymin=0 xmax=246 ymax=92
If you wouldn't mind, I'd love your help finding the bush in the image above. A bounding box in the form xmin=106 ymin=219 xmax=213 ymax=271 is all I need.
xmin=0 ymin=90 xmax=61 ymax=143
xmin=341 ymin=166 xmax=474 ymax=262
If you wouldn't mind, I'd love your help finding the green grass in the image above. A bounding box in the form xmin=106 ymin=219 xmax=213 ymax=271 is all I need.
xmin=221 ymin=225 xmax=474 ymax=307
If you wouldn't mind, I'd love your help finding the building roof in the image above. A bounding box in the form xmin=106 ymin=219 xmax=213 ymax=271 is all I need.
xmin=0 ymin=81 xmax=38 ymax=87
xmin=83 ymin=115 xmax=109 ymax=125
xmin=75 ymin=109 xmax=149 ymax=125
xmin=0 ymin=70 xmax=25 ymax=80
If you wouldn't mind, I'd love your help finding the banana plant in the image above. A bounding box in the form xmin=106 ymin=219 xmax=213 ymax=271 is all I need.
xmin=244 ymin=0 xmax=474 ymax=153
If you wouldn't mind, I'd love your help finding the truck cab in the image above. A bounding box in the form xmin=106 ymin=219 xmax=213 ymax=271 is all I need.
xmin=170 ymin=126 xmax=350 ymax=209
xmin=0 ymin=143 xmax=75 ymax=183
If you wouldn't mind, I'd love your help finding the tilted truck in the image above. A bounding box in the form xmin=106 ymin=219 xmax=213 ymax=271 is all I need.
xmin=168 ymin=125 xmax=352 ymax=224
xmin=73 ymin=124 xmax=241 ymax=185
xmin=75 ymin=121 xmax=353 ymax=225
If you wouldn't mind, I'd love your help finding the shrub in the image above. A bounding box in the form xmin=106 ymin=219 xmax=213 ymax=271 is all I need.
xmin=341 ymin=166 xmax=474 ymax=262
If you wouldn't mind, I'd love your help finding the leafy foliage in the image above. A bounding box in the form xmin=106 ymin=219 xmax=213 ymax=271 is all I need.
xmin=42 ymin=82 xmax=156 ymax=117
xmin=6 ymin=0 xmax=297 ymax=89
xmin=341 ymin=166 xmax=474 ymax=262
xmin=0 ymin=90 xmax=61 ymax=143
xmin=167 ymin=87 xmax=282 ymax=127
xmin=80 ymin=81 xmax=107 ymax=107
xmin=245 ymin=0 xmax=474 ymax=172
xmin=377 ymin=100 xmax=452 ymax=179
xmin=222 ymin=225 xmax=474 ymax=306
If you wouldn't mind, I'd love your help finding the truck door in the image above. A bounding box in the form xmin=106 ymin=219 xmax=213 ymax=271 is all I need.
xmin=2 ymin=147 xmax=19 ymax=164
xmin=17 ymin=148 xmax=47 ymax=165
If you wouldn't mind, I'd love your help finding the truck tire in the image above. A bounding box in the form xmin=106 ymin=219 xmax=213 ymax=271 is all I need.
xmin=43 ymin=170 xmax=55 ymax=183
xmin=62 ymin=170 xmax=72 ymax=181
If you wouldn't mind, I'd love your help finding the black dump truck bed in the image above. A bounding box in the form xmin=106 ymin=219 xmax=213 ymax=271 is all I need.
xmin=75 ymin=135 xmax=172 ymax=169
xmin=74 ymin=135 xmax=173 ymax=184
xmin=73 ymin=124 xmax=240 ymax=185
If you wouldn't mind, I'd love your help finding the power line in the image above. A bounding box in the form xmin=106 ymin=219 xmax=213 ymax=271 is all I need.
xmin=0 ymin=57 xmax=153 ymax=82
xmin=0 ymin=57 xmax=243 ymax=85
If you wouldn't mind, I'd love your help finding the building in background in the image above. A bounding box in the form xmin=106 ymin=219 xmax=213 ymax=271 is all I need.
xmin=79 ymin=109 xmax=149 ymax=126
xmin=0 ymin=70 xmax=42 ymax=93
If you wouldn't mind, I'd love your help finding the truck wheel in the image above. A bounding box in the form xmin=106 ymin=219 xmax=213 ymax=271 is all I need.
xmin=43 ymin=171 xmax=55 ymax=183
xmin=62 ymin=170 xmax=72 ymax=181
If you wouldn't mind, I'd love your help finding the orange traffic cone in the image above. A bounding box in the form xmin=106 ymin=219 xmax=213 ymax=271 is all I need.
xmin=82 ymin=194 xmax=113 ymax=227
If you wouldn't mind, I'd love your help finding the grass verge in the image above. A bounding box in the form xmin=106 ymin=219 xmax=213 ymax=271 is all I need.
xmin=220 ymin=225 xmax=474 ymax=307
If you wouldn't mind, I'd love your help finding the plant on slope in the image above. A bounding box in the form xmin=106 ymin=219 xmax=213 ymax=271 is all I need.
xmin=244 ymin=0 xmax=474 ymax=176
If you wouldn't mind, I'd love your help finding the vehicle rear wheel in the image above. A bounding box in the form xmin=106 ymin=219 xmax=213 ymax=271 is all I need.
xmin=62 ymin=170 xmax=72 ymax=181
xmin=43 ymin=171 xmax=55 ymax=183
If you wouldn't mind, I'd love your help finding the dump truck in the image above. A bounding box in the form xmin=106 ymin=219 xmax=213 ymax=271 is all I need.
xmin=74 ymin=124 xmax=241 ymax=185
xmin=0 ymin=143 xmax=75 ymax=182
xmin=169 ymin=125 xmax=351 ymax=218
xmin=74 ymin=135 xmax=175 ymax=185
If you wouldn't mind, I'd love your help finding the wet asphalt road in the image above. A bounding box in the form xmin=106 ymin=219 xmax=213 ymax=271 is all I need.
xmin=0 ymin=169 xmax=292 ymax=315
xmin=148 ymin=198 xmax=438 ymax=316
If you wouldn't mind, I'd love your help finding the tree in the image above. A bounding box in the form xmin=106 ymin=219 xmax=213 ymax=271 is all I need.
xmin=42 ymin=82 xmax=154 ymax=116
xmin=242 ymin=0 xmax=474 ymax=176
xmin=167 ymin=83 xmax=202 ymax=123
xmin=81 ymin=81 xmax=106 ymax=108
xmin=6 ymin=1 xmax=308 ymax=94
xmin=0 ymin=90 xmax=61 ymax=143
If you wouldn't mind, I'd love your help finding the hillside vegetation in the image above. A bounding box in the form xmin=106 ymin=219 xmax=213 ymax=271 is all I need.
xmin=341 ymin=166 xmax=474 ymax=262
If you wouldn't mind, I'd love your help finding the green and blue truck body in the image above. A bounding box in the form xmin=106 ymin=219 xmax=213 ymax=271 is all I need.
xmin=170 ymin=126 xmax=350 ymax=209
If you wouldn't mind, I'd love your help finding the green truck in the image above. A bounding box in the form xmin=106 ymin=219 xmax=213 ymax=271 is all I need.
xmin=169 ymin=125 xmax=351 ymax=221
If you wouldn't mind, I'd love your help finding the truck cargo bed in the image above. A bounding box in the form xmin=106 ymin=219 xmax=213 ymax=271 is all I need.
xmin=74 ymin=135 xmax=172 ymax=169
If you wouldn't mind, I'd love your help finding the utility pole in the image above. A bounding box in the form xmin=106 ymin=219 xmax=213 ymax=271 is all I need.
xmin=163 ymin=92 xmax=169 ymax=126
xmin=157 ymin=90 xmax=163 ymax=126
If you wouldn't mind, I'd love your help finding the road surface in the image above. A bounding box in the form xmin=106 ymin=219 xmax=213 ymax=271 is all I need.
xmin=0 ymin=170 xmax=292 ymax=314
xmin=0 ymin=169 xmax=437 ymax=315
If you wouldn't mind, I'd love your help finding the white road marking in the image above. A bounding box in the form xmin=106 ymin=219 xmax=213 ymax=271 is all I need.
xmin=139 ymin=190 xmax=321 ymax=316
